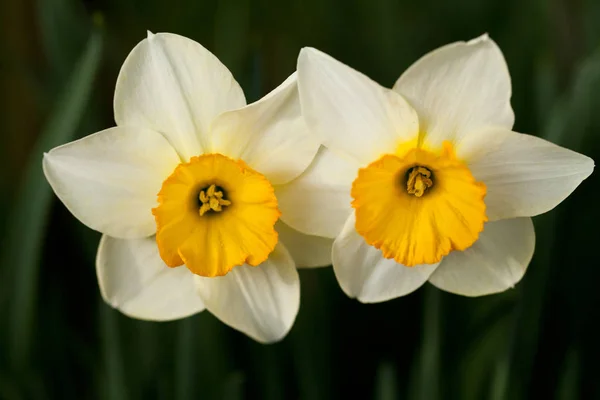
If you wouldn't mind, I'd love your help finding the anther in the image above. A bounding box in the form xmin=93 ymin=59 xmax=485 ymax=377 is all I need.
xmin=406 ymin=166 xmax=433 ymax=197
xmin=199 ymin=184 xmax=231 ymax=216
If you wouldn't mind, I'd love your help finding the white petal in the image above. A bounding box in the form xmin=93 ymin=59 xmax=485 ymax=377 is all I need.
xmin=461 ymin=128 xmax=594 ymax=220
xmin=96 ymin=235 xmax=205 ymax=320
xmin=194 ymin=243 xmax=299 ymax=343
xmin=298 ymin=47 xmax=419 ymax=165
xmin=114 ymin=32 xmax=246 ymax=160
xmin=276 ymin=147 xmax=357 ymax=238
xmin=275 ymin=220 xmax=332 ymax=268
xmin=429 ymin=218 xmax=535 ymax=296
xmin=43 ymin=126 xmax=180 ymax=238
xmin=332 ymin=214 xmax=438 ymax=303
xmin=211 ymin=73 xmax=320 ymax=185
xmin=393 ymin=35 xmax=514 ymax=148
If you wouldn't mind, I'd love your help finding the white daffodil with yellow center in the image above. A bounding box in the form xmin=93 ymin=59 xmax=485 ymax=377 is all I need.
xmin=42 ymin=32 xmax=332 ymax=343
xmin=279 ymin=35 xmax=594 ymax=302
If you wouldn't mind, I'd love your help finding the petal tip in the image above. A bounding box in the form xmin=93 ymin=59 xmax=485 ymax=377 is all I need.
xmin=584 ymin=157 xmax=595 ymax=179
xmin=355 ymin=295 xmax=375 ymax=304
xmin=299 ymin=46 xmax=317 ymax=54
xmin=146 ymin=30 xmax=155 ymax=39
xmin=299 ymin=47 xmax=322 ymax=62
xmin=254 ymin=324 xmax=294 ymax=344
xmin=41 ymin=151 xmax=56 ymax=177
xmin=468 ymin=33 xmax=491 ymax=45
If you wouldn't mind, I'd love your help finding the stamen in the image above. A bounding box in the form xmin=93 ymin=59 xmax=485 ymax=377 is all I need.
xmin=199 ymin=202 xmax=211 ymax=216
xmin=199 ymin=191 xmax=208 ymax=203
xmin=406 ymin=166 xmax=433 ymax=197
xmin=199 ymin=184 xmax=231 ymax=216
xmin=207 ymin=184 xmax=215 ymax=197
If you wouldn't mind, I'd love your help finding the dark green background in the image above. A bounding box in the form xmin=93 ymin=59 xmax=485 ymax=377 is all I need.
xmin=1 ymin=0 xmax=599 ymax=398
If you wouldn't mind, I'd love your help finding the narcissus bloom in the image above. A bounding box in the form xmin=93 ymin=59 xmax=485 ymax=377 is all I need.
xmin=282 ymin=35 xmax=594 ymax=302
xmin=43 ymin=32 xmax=331 ymax=343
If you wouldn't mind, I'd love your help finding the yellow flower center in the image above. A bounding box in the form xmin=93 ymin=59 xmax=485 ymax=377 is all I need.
xmin=351 ymin=141 xmax=487 ymax=266
xmin=152 ymin=153 xmax=280 ymax=277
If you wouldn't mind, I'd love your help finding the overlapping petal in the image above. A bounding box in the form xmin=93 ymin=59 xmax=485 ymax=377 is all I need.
xmin=332 ymin=214 xmax=439 ymax=303
xmin=429 ymin=218 xmax=535 ymax=296
xmin=114 ymin=32 xmax=246 ymax=160
xmin=211 ymin=73 xmax=319 ymax=185
xmin=460 ymin=128 xmax=594 ymax=220
xmin=275 ymin=221 xmax=333 ymax=268
xmin=297 ymin=47 xmax=419 ymax=165
xmin=43 ymin=126 xmax=180 ymax=238
xmin=394 ymin=35 xmax=514 ymax=149
xmin=194 ymin=243 xmax=300 ymax=343
xmin=276 ymin=147 xmax=357 ymax=238
xmin=96 ymin=235 xmax=205 ymax=320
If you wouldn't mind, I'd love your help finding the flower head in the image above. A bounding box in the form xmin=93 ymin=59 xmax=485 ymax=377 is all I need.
xmin=283 ymin=35 xmax=594 ymax=302
xmin=43 ymin=32 xmax=330 ymax=342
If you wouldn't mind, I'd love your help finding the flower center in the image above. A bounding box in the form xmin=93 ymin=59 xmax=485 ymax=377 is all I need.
xmin=198 ymin=184 xmax=231 ymax=216
xmin=406 ymin=166 xmax=433 ymax=197
xmin=152 ymin=154 xmax=280 ymax=277
xmin=351 ymin=141 xmax=487 ymax=266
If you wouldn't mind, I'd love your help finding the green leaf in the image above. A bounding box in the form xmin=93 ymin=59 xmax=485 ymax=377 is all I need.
xmin=408 ymin=286 xmax=441 ymax=400
xmin=4 ymin=26 xmax=103 ymax=370
xmin=289 ymin=269 xmax=334 ymax=400
xmin=35 ymin=0 xmax=88 ymax=78
xmin=489 ymin=348 xmax=510 ymax=400
xmin=99 ymin=304 xmax=128 ymax=400
xmin=557 ymin=347 xmax=580 ymax=400
xmin=175 ymin=318 xmax=196 ymax=400
xmin=503 ymin=45 xmax=600 ymax=399
xmin=374 ymin=362 xmax=399 ymax=400
xmin=461 ymin=307 xmax=512 ymax=400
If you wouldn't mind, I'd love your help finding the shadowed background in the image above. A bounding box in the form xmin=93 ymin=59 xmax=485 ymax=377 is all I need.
xmin=1 ymin=0 xmax=599 ymax=398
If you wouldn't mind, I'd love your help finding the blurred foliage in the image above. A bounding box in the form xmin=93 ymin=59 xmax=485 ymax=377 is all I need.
xmin=1 ymin=0 xmax=599 ymax=398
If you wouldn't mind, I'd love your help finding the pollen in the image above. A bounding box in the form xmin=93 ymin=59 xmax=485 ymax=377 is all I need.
xmin=198 ymin=184 xmax=232 ymax=216
xmin=406 ymin=166 xmax=433 ymax=197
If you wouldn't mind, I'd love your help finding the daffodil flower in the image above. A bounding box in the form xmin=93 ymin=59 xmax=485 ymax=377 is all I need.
xmin=43 ymin=32 xmax=330 ymax=343
xmin=281 ymin=35 xmax=594 ymax=302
